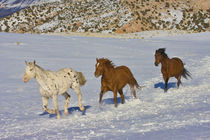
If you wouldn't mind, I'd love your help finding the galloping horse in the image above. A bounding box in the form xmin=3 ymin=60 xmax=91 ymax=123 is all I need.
xmin=154 ymin=48 xmax=192 ymax=92
xmin=94 ymin=58 xmax=141 ymax=107
xmin=23 ymin=61 xmax=86 ymax=119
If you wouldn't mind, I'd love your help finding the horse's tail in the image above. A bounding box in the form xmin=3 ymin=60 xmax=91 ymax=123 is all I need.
xmin=132 ymin=77 xmax=144 ymax=89
xmin=77 ymin=72 xmax=86 ymax=86
xmin=182 ymin=67 xmax=192 ymax=80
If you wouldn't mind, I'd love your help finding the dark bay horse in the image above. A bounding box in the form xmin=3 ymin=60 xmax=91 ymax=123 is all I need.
xmin=94 ymin=58 xmax=141 ymax=107
xmin=154 ymin=48 xmax=192 ymax=92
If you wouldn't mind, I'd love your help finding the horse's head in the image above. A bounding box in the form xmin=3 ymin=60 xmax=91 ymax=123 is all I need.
xmin=154 ymin=48 xmax=167 ymax=66
xmin=94 ymin=58 xmax=105 ymax=78
xmin=94 ymin=58 xmax=115 ymax=78
xmin=23 ymin=60 xmax=36 ymax=83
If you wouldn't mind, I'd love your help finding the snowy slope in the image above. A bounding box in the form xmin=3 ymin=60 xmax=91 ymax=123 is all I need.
xmin=0 ymin=31 xmax=210 ymax=140
xmin=1 ymin=0 xmax=209 ymax=33
xmin=0 ymin=0 xmax=60 ymax=17
xmin=0 ymin=0 xmax=59 ymax=8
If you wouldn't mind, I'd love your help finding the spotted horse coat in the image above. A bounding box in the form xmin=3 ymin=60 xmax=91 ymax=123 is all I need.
xmin=23 ymin=61 xmax=86 ymax=119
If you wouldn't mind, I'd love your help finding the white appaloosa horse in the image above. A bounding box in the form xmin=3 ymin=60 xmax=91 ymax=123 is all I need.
xmin=23 ymin=61 xmax=86 ymax=119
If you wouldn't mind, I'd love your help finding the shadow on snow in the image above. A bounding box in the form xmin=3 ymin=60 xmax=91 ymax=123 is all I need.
xmin=39 ymin=105 xmax=91 ymax=118
xmin=102 ymin=96 xmax=130 ymax=105
xmin=154 ymin=82 xmax=177 ymax=91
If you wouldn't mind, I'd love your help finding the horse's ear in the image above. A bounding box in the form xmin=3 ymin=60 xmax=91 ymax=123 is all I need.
xmin=33 ymin=60 xmax=36 ymax=65
xmin=25 ymin=61 xmax=28 ymax=65
xmin=157 ymin=48 xmax=166 ymax=53
xmin=162 ymin=48 xmax=166 ymax=52
xmin=160 ymin=48 xmax=166 ymax=53
xmin=96 ymin=58 xmax=99 ymax=62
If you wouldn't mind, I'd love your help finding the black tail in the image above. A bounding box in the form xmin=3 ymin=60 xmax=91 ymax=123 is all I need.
xmin=182 ymin=68 xmax=192 ymax=79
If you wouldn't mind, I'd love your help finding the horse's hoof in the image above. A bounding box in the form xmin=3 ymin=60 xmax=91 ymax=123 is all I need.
xmin=57 ymin=115 xmax=61 ymax=120
xmin=80 ymin=106 xmax=85 ymax=112
xmin=99 ymin=102 xmax=102 ymax=106
xmin=65 ymin=111 xmax=69 ymax=116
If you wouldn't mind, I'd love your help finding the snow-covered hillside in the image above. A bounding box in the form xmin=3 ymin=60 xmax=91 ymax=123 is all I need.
xmin=0 ymin=0 xmax=60 ymax=17
xmin=0 ymin=31 xmax=209 ymax=139
xmin=0 ymin=0 xmax=209 ymax=33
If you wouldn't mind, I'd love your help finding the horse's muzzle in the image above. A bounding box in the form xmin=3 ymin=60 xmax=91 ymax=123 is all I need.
xmin=23 ymin=77 xmax=29 ymax=83
xmin=94 ymin=72 xmax=100 ymax=78
xmin=154 ymin=62 xmax=159 ymax=66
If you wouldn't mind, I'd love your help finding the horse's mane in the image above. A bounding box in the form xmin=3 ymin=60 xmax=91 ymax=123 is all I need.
xmin=156 ymin=48 xmax=168 ymax=58
xmin=35 ymin=64 xmax=44 ymax=71
xmin=100 ymin=58 xmax=115 ymax=69
xmin=35 ymin=64 xmax=49 ymax=74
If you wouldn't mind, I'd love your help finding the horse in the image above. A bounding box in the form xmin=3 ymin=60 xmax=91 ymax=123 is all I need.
xmin=94 ymin=58 xmax=141 ymax=107
xmin=154 ymin=48 xmax=192 ymax=92
xmin=23 ymin=61 xmax=86 ymax=119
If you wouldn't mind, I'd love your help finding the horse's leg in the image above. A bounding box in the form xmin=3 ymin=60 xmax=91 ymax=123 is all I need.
xmin=52 ymin=95 xmax=61 ymax=120
xmin=72 ymin=85 xmax=85 ymax=112
xmin=118 ymin=89 xmax=124 ymax=104
xmin=99 ymin=86 xmax=108 ymax=106
xmin=62 ymin=92 xmax=71 ymax=115
xmin=176 ymin=75 xmax=182 ymax=88
xmin=99 ymin=90 xmax=105 ymax=106
xmin=164 ymin=76 xmax=169 ymax=92
xmin=113 ymin=88 xmax=118 ymax=107
xmin=129 ymin=84 xmax=137 ymax=99
xmin=42 ymin=96 xmax=56 ymax=114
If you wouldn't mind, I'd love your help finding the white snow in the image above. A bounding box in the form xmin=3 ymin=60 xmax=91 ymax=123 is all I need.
xmin=0 ymin=31 xmax=210 ymax=140
xmin=160 ymin=10 xmax=183 ymax=24
xmin=0 ymin=0 xmax=61 ymax=8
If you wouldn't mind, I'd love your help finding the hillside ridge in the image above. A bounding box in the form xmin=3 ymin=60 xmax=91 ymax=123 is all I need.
xmin=0 ymin=0 xmax=209 ymax=34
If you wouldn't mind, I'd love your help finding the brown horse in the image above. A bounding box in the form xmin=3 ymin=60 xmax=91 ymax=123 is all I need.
xmin=94 ymin=58 xmax=141 ymax=107
xmin=154 ymin=48 xmax=192 ymax=92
